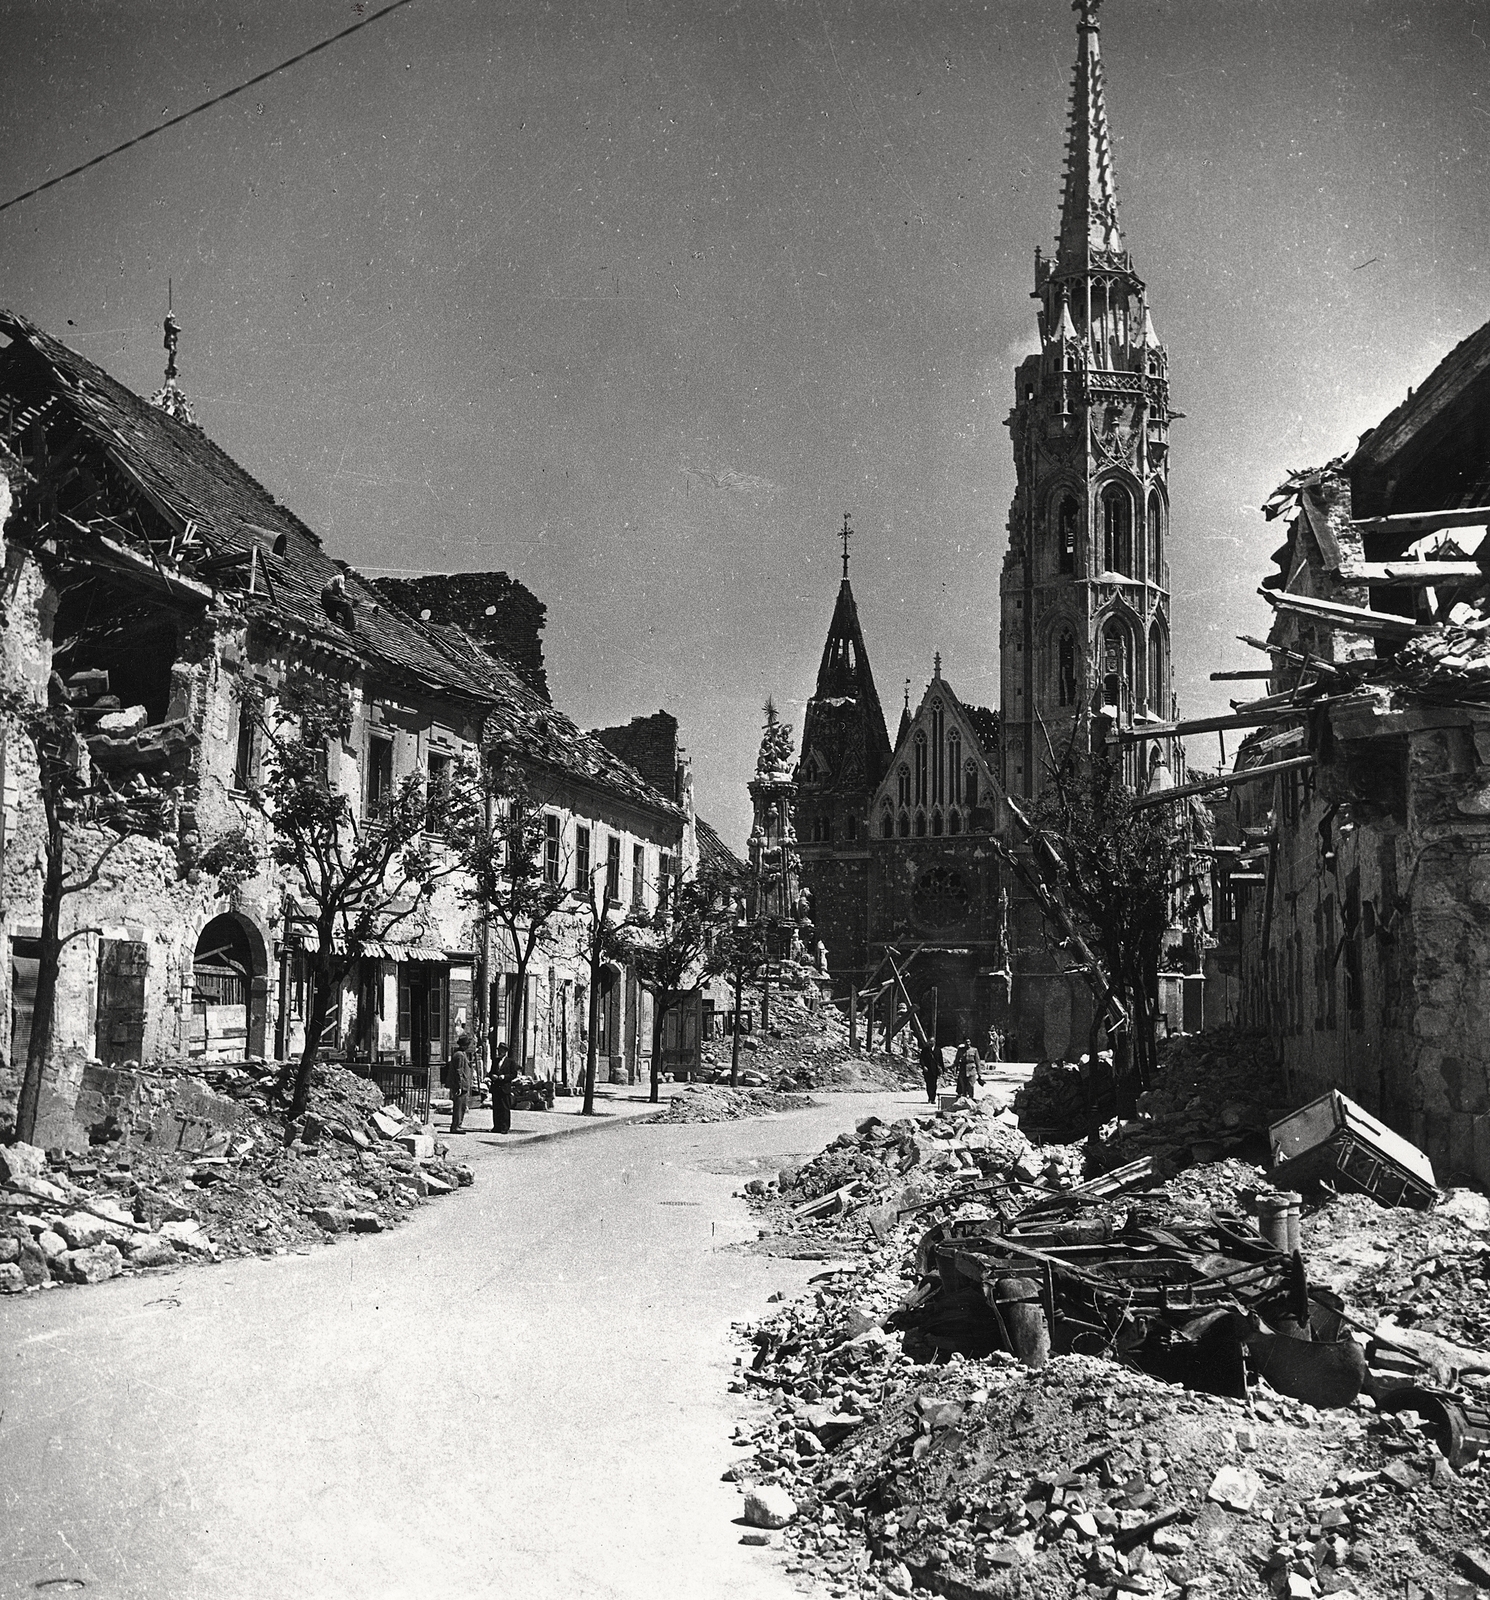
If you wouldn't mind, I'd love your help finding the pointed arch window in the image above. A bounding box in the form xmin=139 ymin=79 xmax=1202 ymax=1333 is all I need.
xmin=1147 ymin=491 xmax=1164 ymax=582
xmin=913 ymin=732 xmax=928 ymax=807
xmin=1102 ymin=618 xmax=1136 ymax=709
xmin=1101 ymin=485 xmax=1133 ymax=576
xmin=1058 ymin=494 xmax=1078 ymax=574
xmin=965 ymin=764 xmax=978 ymax=810
xmin=931 ymin=809 xmax=944 ymax=837
xmin=1148 ymin=622 xmax=1169 ymax=716
xmin=948 ymin=809 xmax=962 ymax=835
xmin=897 ymin=764 xmax=911 ymax=807
xmin=1058 ymin=629 xmax=1078 ymax=708
xmin=915 ymin=809 xmax=927 ymax=838
xmin=881 ymin=805 xmax=894 ymax=839
xmin=948 ymin=732 xmax=962 ymax=802
xmin=898 ymin=810 xmax=910 ymax=838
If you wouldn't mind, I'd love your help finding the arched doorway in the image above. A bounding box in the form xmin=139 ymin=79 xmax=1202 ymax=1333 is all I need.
xmin=191 ymin=914 xmax=261 ymax=1062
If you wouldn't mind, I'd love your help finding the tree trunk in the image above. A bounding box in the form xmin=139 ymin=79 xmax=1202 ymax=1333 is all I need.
xmin=1112 ymin=996 xmax=1137 ymax=1122
xmin=730 ymin=967 xmax=743 ymax=1088
xmin=290 ymin=951 xmax=339 ymax=1128
xmin=582 ymin=942 xmax=602 ymax=1116
xmin=509 ymin=950 xmax=530 ymax=1071
xmin=16 ymin=795 xmax=65 ymax=1145
xmin=649 ymin=991 xmax=666 ymax=1105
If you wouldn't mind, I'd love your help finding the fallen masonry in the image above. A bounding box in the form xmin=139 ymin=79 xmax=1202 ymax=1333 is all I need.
xmin=726 ymin=1086 xmax=1490 ymax=1599
xmin=0 ymin=1058 xmax=473 ymax=1293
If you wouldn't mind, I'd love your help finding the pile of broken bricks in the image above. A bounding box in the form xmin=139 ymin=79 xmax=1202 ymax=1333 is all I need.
xmin=0 ymin=1059 xmax=473 ymax=1294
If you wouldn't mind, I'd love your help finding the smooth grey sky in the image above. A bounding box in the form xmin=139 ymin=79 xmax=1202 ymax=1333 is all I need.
xmin=2 ymin=0 xmax=1487 ymax=847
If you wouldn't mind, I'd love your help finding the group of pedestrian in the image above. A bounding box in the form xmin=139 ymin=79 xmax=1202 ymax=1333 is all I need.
xmin=447 ymin=1029 xmax=517 ymax=1135
xmin=920 ymin=1034 xmax=985 ymax=1105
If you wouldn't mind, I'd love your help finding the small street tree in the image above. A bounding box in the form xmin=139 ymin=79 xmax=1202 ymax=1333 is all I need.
xmin=707 ymin=913 xmax=771 ymax=1089
xmin=572 ymin=854 xmax=625 ymax=1116
xmin=1 ymin=674 xmax=167 ymax=1144
xmin=1020 ymin=744 xmax=1200 ymax=1117
xmin=237 ymin=672 xmax=450 ymax=1126
xmin=444 ymin=751 xmax=570 ymax=1069
xmin=611 ymin=870 xmax=721 ymax=1104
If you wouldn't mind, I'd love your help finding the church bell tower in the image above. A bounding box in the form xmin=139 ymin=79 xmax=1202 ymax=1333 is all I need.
xmin=1001 ymin=0 xmax=1177 ymax=799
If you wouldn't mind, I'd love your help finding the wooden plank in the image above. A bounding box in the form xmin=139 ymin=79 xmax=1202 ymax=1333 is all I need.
xmin=1130 ymin=755 xmax=1315 ymax=811
xmin=1209 ymin=670 xmax=1273 ymax=681
xmin=1113 ymin=709 xmax=1292 ymax=744
xmin=1259 ymin=589 xmax=1426 ymax=637
xmin=1237 ymin=635 xmax=1347 ymax=676
xmin=1350 ymin=506 xmax=1490 ymax=536
xmin=1341 ymin=562 xmax=1484 ymax=585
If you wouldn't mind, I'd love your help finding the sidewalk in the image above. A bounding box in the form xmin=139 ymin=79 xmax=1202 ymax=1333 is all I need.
xmin=437 ymin=1083 xmax=663 ymax=1147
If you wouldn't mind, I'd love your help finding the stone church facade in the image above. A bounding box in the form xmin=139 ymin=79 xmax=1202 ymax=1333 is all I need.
xmin=793 ymin=0 xmax=1182 ymax=1058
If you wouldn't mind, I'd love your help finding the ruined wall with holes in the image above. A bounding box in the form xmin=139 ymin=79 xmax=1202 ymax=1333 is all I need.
xmin=1236 ymin=713 xmax=1490 ymax=1188
xmin=373 ymin=572 xmax=549 ymax=702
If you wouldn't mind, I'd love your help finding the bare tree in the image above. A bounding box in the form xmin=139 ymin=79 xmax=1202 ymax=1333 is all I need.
xmin=444 ymin=751 xmax=571 ymax=1069
xmin=611 ymin=870 xmax=723 ymax=1104
xmin=237 ymin=672 xmax=451 ymax=1126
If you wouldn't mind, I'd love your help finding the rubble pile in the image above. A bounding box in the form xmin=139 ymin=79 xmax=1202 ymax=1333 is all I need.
xmin=727 ymin=1103 xmax=1490 ymax=1599
xmin=698 ymin=961 xmax=920 ymax=1095
xmin=749 ymin=1099 xmax=1085 ymax=1253
xmin=1012 ymin=1057 xmax=1117 ymax=1141
xmin=0 ymin=1059 xmax=472 ymax=1294
xmin=649 ymin=1084 xmax=817 ymax=1125
xmin=1096 ymin=1030 xmax=1287 ymax=1172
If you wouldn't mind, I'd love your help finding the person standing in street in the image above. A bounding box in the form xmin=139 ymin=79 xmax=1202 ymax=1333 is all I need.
xmin=491 ymin=1040 xmax=512 ymax=1134
xmin=920 ymin=1036 xmax=940 ymax=1105
xmin=954 ymin=1035 xmax=983 ymax=1102
xmin=449 ymin=1032 xmax=473 ymax=1133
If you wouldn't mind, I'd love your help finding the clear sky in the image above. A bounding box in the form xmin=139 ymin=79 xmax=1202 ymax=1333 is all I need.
xmin=2 ymin=0 xmax=1487 ymax=848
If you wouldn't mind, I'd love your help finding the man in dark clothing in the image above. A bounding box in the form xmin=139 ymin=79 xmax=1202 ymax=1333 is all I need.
xmin=490 ymin=1041 xmax=512 ymax=1134
xmin=449 ymin=1033 xmax=473 ymax=1133
xmin=920 ymin=1037 xmax=940 ymax=1105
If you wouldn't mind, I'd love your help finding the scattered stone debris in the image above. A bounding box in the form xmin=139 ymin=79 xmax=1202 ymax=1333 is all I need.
xmin=727 ymin=1093 xmax=1490 ymax=1599
xmin=649 ymin=1084 xmax=818 ymax=1125
xmin=0 ymin=1059 xmax=472 ymax=1294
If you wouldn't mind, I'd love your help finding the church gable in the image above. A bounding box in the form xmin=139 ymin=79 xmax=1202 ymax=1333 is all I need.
xmin=870 ymin=674 xmax=999 ymax=841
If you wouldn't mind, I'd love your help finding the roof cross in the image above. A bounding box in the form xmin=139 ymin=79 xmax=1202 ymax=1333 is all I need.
xmin=839 ymin=511 xmax=853 ymax=580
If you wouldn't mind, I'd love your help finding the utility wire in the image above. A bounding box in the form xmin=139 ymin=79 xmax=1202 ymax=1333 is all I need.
xmin=0 ymin=0 xmax=415 ymax=217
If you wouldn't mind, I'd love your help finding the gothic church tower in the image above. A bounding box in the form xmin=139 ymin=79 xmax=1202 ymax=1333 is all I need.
xmin=1001 ymin=0 xmax=1176 ymax=800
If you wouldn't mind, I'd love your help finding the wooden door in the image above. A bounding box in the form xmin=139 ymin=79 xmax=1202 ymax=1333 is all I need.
xmin=96 ymin=939 xmax=148 ymax=1067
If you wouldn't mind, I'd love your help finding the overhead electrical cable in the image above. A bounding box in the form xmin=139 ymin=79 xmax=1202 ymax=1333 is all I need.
xmin=0 ymin=0 xmax=415 ymax=217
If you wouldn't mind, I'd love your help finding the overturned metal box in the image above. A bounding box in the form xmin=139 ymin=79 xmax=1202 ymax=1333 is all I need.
xmin=1268 ymin=1090 xmax=1438 ymax=1209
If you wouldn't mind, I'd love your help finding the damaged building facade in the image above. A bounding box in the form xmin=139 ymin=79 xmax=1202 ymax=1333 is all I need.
xmin=0 ymin=312 xmax=702 ymax=1144
xmin=793 ymin=0 xmax=1184 ymax=1058
xmin=1224 ymin=315 xmax=1490 ymax=1188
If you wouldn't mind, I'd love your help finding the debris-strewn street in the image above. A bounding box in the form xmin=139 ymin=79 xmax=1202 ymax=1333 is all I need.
xmin=0 ymin=1090 xmax=921 ymax=1600
xmin=725 ymin=1042 xmax=1490 ymax=1600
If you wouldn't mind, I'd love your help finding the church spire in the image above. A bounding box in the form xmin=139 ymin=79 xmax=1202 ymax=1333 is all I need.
xmin=1055 ymin=0 xmax=1123 ymax=275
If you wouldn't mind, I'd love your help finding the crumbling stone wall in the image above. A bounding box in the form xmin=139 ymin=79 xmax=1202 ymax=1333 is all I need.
xmin=374 ymin=572 xmax=550 ymax=702
xmin=592 ymin=711 xmax=679 ymax=800
xmin=1239 ymin=712 xmax=1490 ymax=1188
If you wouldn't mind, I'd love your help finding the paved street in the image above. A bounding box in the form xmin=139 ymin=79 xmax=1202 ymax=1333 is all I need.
xmin=0 ymin=1089 xmax=929 ymax=1600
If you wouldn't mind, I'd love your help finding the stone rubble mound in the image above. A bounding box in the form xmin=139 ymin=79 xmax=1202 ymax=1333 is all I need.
xmin=0 ymin=1058 xmax=473 ymax=1296
xmin=725 ymin=1093 xmax=1490 ymax=1599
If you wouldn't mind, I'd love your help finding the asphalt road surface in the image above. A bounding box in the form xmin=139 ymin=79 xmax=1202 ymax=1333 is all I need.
xmin=1 ymin=1087 xmax=928 ymax=1600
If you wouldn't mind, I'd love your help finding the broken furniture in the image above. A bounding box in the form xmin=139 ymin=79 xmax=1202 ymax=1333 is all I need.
xmin=1269 ymin=1090 xmax=1439 ymax=1210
